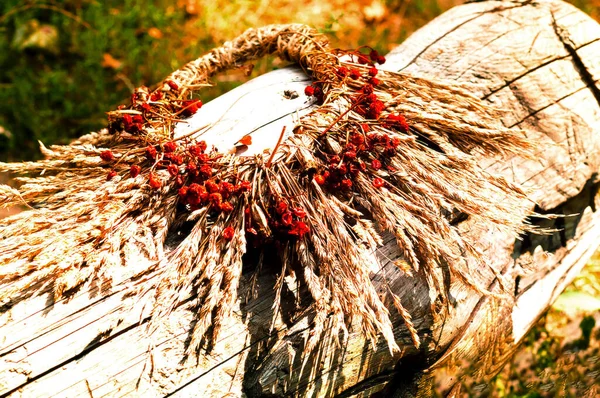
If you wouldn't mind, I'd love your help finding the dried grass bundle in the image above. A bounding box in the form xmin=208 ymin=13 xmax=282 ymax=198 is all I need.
xmin=0 ymin=24 xmax=534 ymax=355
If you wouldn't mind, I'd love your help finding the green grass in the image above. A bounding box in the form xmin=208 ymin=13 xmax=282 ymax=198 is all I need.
xmin=0 ymin=0 xmax=189 ymax=160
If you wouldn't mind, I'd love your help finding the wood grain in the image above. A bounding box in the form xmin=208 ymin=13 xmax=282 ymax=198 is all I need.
xmin=1 ymin=0 xmax=600 ymax=397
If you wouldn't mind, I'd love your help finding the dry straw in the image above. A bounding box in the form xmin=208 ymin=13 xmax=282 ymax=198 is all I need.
xmin=0 ymin=24 xmax=534 ymax=356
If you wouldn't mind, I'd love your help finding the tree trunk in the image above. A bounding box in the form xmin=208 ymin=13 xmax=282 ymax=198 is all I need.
xmin=1 ymin=0 xmax=600 ymax=397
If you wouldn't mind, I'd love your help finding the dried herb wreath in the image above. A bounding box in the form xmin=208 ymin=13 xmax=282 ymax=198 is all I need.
xmin=0 ymin=24 xmax=533 ymax=355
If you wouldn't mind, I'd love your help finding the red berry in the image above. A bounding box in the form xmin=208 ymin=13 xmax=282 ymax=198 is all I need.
xmin=166 ymin=80 xmax=179 ymax=90
xmin=377 ymin=55 xmax=386 ymax=65
xmin=365 ymin=93 xmax=378 ymax=104
xmin=344 ymin=151 xmax=357 ymax=160
xmin=369 ymin=49 xmax=380 ymax=62
xmin=369 ymin=77 xmax=380 ymax=86
xmin=181 ymin=99 xmax=202 ymax=117
xmin=209 ymin=192 xmax=222 ymax=206
xmin=220 ymin=202 xmax=234 ymax=213
xmin=336 ymin=66 xmax=349 ymax=78
xmin=341 ymin=179 xmax=353 ymax=189
xmin=150 ymin=91 xmax=163 ymax=101
xmin=293 ymin=207 xmax=307 ymax=218
xmin=130 ymin=164 xmax=141 ymax=178
xmin=237 ymin=180 xmax=252 ymax=192
xmin=163 ymin=141 xmax=177 ymax=153
xmin=167 ymin=164 xmax=179 ymax=177
xmin=199 ymin=165 xmax=212 ymax=178
xmin=122 ymin=114 xmax=133 ymax=128
xmin=187 ymin=183 xmax=207 ymax=205
xmin=289 ymin=221 xmax=309 ymax=237
xmin=100 ymin=150 xmax=115 ymax=162
xmin=371 ymin=159 xmax=382 ymax=170
xmin=106 ymin=170 xmax=117 ymax=181
xmin=276 ymin=201 xmax=288 ymax=215
xmin=398 ymin=118 xmax=409 ymax=133
xmin=170 ymin=154 xmax=184 ymax=165
xmin=141 ymin=103 xmax=152 ymax=112
xmin=222 ymin=227 xmax=235 ymax=241
xmin=304 ymin=85 xmax=315 ymax=96
xmin=373 ymin=177 xmax=385 ymax=188
xmin=368 ymin=67 xmax=378 ymax=77
xmin=148 ymin=173 xmax=161 ymax=189
xmin=314 ymin=175 xmax=326 ymax=185
xmin=205 ymin=180 xmax=219 ymax=193
xmin=350 ymin=134 xmax=365 ymax=146
xmin=189 ymin=142 xmax=206 ymax=157
xmin=219 ymin=181 xmax=235 ymax=198
xmin=357 ymin=55 xmax=369 ymax=65
xmin=281 ymin=211 xmax=293 ymax=226
xmin=349 ymin=69 xmax=361 ymax=80
xmin=186 ymin=161 xmax=198 ymax=177
xmin=145 ymin=145 xmax=157 ymax=160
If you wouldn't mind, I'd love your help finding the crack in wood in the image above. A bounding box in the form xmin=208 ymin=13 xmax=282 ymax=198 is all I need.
xmin=551 ymin=11 xmax=600 ymax=109
xmin=482 ymin=38 xmax=600 ymax=100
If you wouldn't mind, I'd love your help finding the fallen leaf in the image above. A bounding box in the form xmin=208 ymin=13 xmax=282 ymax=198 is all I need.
xmin=102 ymin=53 xmax=122 ymax=69
xmin=12 ymin=20 xmax=59 ymax=54
xmin=238 ymin=135 xmax=252 ymax=146
xmin=185 ymin=0 xmax=199 ymax=15
xmin=147 ymin=27 xmax=163 ymax=39
xmin=363 ymin=0 xmax=387 ymax=23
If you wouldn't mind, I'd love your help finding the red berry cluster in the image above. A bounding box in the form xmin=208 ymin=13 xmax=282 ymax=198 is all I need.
xmin=305 ymin=49 xmax=386 ymax=116
xmin=303 ymin=47 xmax=410 ymax=191
xmin=180 ymin=99 xmax=203 ymax=117
xmin=313 ymin=128 xmax=407 ymax=190
xmin=178 ymin=179 xmax=251 ymax=213
xmin=108 ymin=84 xmax=203 ymax=136
xmin=357 ymin=49 xmax=386 ymax=66
xmin=304 ymin=83 xmax=325 ymax=104
xmin=269 ymin=200 xmax=310 ymax=238
xmin=353 ymin=85 xmax=385 ymax=120
xmin=384 ymin=114 xmax=409 ymax=133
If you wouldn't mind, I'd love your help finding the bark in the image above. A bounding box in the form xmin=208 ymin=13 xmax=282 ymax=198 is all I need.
xmin=1 ymin=0 xmax=600 ymax=397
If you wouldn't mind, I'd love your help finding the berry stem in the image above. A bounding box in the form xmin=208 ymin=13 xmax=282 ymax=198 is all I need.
xmin=266 ymin=126 xmax=287 ymax=168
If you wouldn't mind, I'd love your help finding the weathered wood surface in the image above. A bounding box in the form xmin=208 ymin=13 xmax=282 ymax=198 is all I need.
xmin=1 ymin=0 xmax=600 ymax=396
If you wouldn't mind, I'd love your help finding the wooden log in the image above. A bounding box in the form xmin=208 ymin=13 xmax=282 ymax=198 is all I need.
xmin=1 ymin=0 xmax=599 ymax=396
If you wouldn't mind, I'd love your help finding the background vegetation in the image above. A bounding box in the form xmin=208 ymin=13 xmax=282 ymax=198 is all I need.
xmin=1 ymin=0 xmax=600 ymax=396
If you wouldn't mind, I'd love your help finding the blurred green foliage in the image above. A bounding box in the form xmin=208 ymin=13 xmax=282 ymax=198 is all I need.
xmin=0 ymin=0 xmax=192 ymax=160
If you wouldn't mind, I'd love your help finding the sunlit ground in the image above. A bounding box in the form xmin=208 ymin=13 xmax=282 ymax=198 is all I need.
xmin=1 ymin=0 xmax=600 ymax=396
